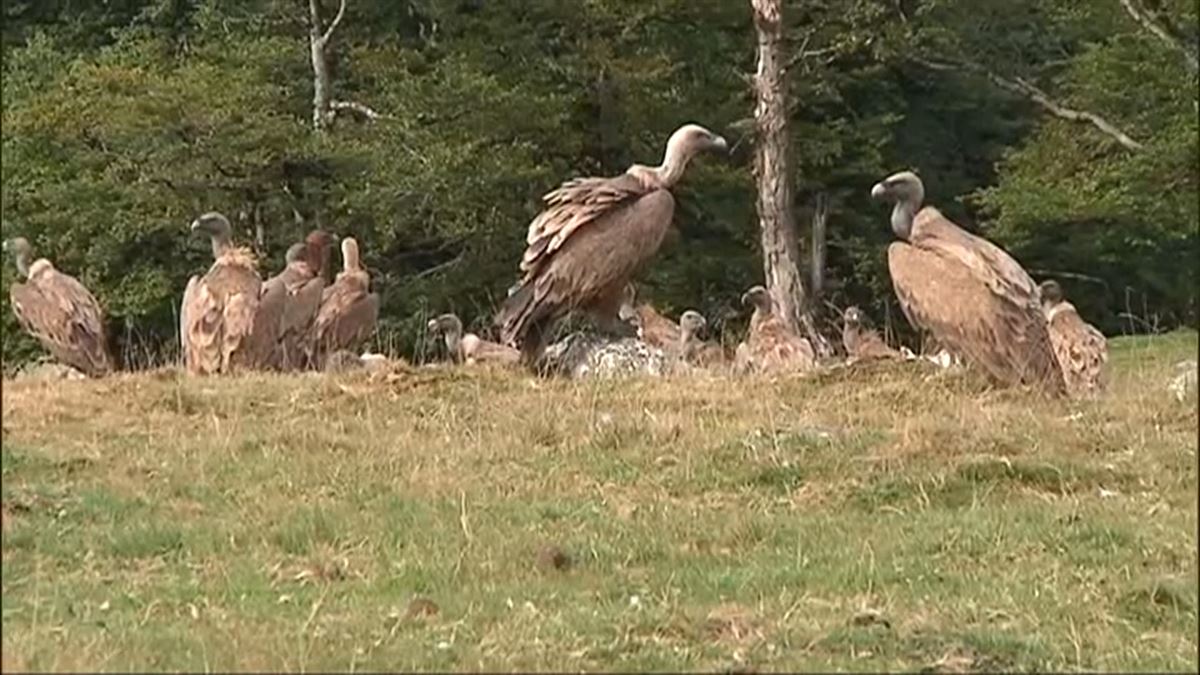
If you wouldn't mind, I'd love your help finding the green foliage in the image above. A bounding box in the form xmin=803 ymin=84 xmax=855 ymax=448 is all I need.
xmin=1 ymin=0 xmax=1196 ymax=368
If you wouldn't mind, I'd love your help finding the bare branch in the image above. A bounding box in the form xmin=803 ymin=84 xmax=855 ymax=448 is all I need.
xmin=320 ymin=0 xmax=348 ymax=46
xmin=915 ymin=57 xmax=1144 ymax=151
xmin=329 ymin=99 xmax=392 ymax=122
xmin=308 ymin=0 xmax=322 ymax=39
xmin=1118 ymin=0 xmax=1198 ymax=73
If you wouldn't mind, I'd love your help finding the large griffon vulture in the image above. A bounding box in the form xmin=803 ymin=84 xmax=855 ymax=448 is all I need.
xmin=1038 ymin=280 xmax=1107 ymax=395
xmin=841 ymin=306 xmax=902 ymax=362
xmin=266 ymin=241 xmax=328 ymax=370
xmin=495 ymin=123 xmax=728 ymax=366
xmin=4 ymin=237 xmax=114 ymax=377
xmin=309 ymin=237 xmax=379 ymax=368
xmin=870 ymin=171 xmax=1065 ymax=394
xmin=427 ymin=313 xmax=520 ymax=365
xmin=734 ymin=285 xmax=815 ymax=374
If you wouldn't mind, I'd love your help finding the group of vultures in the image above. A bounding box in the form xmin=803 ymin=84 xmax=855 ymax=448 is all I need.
xmin=6 ymin=123 xmax=1108 ymax=397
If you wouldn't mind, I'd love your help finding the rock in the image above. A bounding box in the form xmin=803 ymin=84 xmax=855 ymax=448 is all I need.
xmin=543 ymin=332 xmax=666 ymax=379
xmin=14 ymin=360 xmax=86 ymax=381
xmin=535 ymin=544 xmax=572 ymax=572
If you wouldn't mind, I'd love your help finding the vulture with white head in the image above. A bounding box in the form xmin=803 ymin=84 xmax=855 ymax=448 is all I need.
xmin=310 ymin=237 xmax=379 ymax=368
xmin=618 ymin=283 xmax=680 ymax=349
xmin=870 ymin=171 xmax=1064 ymax=394
xmin=266 ymin=242 xmax=327 ymax=370
xmin=676 ymin=310 xmax=725 ymax=368
xmin=841 ymin=306 xmax=901 ymax=362
xmin=180 ymin=212 xmax=263 ymax=375
xmin=5 ymin=237 xmax=113 ymax=377
xmin=495 ymin=123 xmax=728 ymax=366
xmin=1038 ymin=280 xmax=1107 ymax=395
xmin=427 ymin=313 xmax=520 ymax=366
xmin=734 ymin=285 xmax=815 ymax=374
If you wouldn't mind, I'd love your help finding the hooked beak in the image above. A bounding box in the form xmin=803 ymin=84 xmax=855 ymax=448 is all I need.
xmin=870 ymin=182 xmax=888 ymax=200
xmin=189 ymin=219 xmax=203 ymax=232
xmin=710 ymin=135 xmax=729 ymax=154
xmin=426 ymin=319 xmax=439 ymax=332
xmin=740 ymin=292 xmax=752 ymax=307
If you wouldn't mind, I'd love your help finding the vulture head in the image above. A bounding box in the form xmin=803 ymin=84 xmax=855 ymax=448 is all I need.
xmin=3 ymin=237 xmax=34 ymax=278
xmin=740 ymin=285 xmax=772 ymax=314
xmin=1038 ymin=280 xmax=1065 ymax=310
xmin=427 ymin=313 xmax=464 ymax=357
xmin=304 ymin=229 xmax=337 ymax=279
xmin=651 ymin=123 xmax=729 ymax=186
xmin=679 ymin=310 xmax=707 ymax=341
xmin=340 ymin=237 xmax=363 ymax=272
xmin=870 ymin=171 xmax=925 ymax=240
xmin=190 ymin=211 xmax=234 ymax=257
xmin=842 ymin=306 xmax=865 ymax=328
xmin=285 ymin=242 xmax=307 ymax=264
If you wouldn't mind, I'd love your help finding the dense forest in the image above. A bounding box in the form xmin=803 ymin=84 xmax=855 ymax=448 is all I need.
xmin=2 ymin=0 xmax=1196 ymax=368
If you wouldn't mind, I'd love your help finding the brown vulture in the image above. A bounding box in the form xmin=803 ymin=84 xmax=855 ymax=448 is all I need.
xmin=303 ymin=229 xmax=338 ymax=284
xmin=619 ymin=283 xmax=681 ymax=349
xmin=870 ymin=171 xmax=1065 ymax=394
xmin=309 ymin=237 xmax=379 ymax=368
xmin=4 ymin=237 xmax=113 ymax=377
xmin=677 ymin=310 xmax=725 ymax=368
xmin=180 ymin=212 xmax=264 ymax=375
xmin=1038 ymin=280 xmax=1107 ymax=395
xmin=841 ymin=306 xmax=902 ymax=362
xmin=734 ymin=285 xmax=815 ymax=374
xmin=427 ymin=313 xmax=520 ymax=365
xmin=267 ymin=242 xmax=327 ymax=370
xmin=495 ymin=123 xmax=728 ymax=366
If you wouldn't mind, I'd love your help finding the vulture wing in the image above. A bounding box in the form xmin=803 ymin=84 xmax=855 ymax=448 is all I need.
xmin=1046 ymin=302 xmax=1108 ymax=395
xmin=246 ymin=278 xmax=287 ymax=369
xmin=182 ymin=276 xmax=222 ymax=375
xmin=888 ymin=242 xmax=1063 ymax=393
xmin=276 ymin=276 xmax=325 ymax=370
xmin=313 ymin=277 xmax=378 ymax=361
xmin=9 ymin=282 xmax=77 ymax=372
xmin=183 ymin=253 xmax=262 ymax=374
xmin=637 ymin=305 xmax=680 ymax=349
xmin=913 ymin=209 xmax=1039 ymax=302
xmin=34 ymin=269 xmax=112 ymax=375
xmin=180 ymin=275 xmax=200 ymax=364
xmin=749 ymin=319 xmax=816 ymax=374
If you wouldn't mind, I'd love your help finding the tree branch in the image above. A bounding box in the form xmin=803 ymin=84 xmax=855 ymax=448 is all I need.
xmin=1118 ymin=0 xmax=1198 ymax=73
xmin=320 ymin=0 xmax=348 ymax=46
xmin=915 ymin=57 xmax=1145 ymax=151
xmin=329 ymin=99 xmax=391 ymax=122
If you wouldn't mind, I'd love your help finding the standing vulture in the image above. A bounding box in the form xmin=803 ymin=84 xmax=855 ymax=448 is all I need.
xmin=4 ymin=237 xmax=113 ymax=377
xmin=266 ymin=242 xmax=327 ymax=370
xmin=870 ymin=171 xmax=1065 ymax=394
xmin=734 ymin=285 xmax=816 ymax=374
xmin=495 ymin=123 xmax=728 ymax=366
xmin=1038 ymin=280 xmax=1107 ymax=395
xmin=427 ymin=313 xmax=520 ymax=365
xmin=303 ymin=229 xmax=338 ymax=284
xmin=180 ymin=212 xmax=264 ymax=375
xmin=309 ymin=237 xmax=379 ymax=368
xmin=619 ymin=283 xmax=680 ymax=349
xmin=841 ymin=306 xmax=901 ymax=362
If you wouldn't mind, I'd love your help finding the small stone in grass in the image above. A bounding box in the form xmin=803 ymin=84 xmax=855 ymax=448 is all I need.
xmin=405 ymin=597 xmax=440 ymax=620
xmin=536 ymin=544 xmax=572 ymax=572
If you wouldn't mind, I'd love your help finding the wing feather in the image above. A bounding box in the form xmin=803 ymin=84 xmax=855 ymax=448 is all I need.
xmin=1046 ymin=302 xmax=1108 ymax=394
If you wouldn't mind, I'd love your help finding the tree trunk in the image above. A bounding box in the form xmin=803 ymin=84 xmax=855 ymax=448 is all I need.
xmin=809 ymin=191 xmax=828 ymax=307
xmin=309 ymin=0 xmax=347 ymax=133
xmin=750 ymin=0 xmax=831 ymax=356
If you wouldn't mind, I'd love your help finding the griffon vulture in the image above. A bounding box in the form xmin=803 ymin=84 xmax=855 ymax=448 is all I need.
xmin=180 ymin=212 xmax=263 ymax=375
xmin=495 ymin=123 xmax=728 ymax=366
xmin=734 ymin=285 xmax=815 ymax=374
xmin=870 ymin=171 xmax=1065 ymax=394
xmin=618 ymin=283 xmax=680 ymax=349
xmin=1038 ymin=280 xmax=1107 ymax=395
xmin=427 ymin=313 xmax=520 ymax=365
xmin=310 ymin=237 xmax=379 ymax=368
xmin=841 ymin=306 xmax=901 ymax=362
xmin=303 ymin=229 xmax=338 ymax=283
xmin=677 ymin=310 xmax=725 ymax=368
xmin=267 ymin=242 xmax=326 ymax=370
xmin=4 ymin=237 xmax=113 ymax=377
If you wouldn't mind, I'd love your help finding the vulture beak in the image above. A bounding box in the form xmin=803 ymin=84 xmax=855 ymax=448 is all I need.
xmin=870 ymin=182 xmax=888 ymax=200
xmin=711 ymin=135 xmax=729 ymax=154
xmin=426 ymin=318 xmax=439 ymax=332
xmin=740 ymin=291 xmax=752 ymax=307
xmin=189 ymin=219 xmax=203 ymax=232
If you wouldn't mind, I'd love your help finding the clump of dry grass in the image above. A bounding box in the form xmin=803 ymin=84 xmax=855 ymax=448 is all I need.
xmin=1 ymin=331 xmax=1196 ymax=671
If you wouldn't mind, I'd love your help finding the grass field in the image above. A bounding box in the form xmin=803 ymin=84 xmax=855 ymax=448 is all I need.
xmin=2 ymin=332 xmax=1197 ymax=672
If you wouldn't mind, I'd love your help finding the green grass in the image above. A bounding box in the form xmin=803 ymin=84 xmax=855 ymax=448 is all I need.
xmin=2 ymin=331 xmax=1197 ymax=671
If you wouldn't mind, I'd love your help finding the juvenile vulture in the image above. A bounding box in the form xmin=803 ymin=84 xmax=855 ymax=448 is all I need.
xmin=310 ymin=237 xmax=379 ymax=368
xmin=5 ymin=237 xmax=113 ymax=377
xmin=180 ymin=212 xmax=263 ymax=375
xmin=734 ymin=285 xmax=815 ymax=374
xmin=1038 ymin=280 xmax=1107 ymax=395
xmin=303 ymin=230 xmax=338 ymax=284
xmin=870 ymin=171 xmax=1065 ymax=394
xmin=427 ymin=313 xmax=520 ymax=366
xmin=496 ymin=123 xmax=728 ymax=366
xmin=618 ymin=283 xmax=681 ymax=349
xmin=267 ymin=242 xmax=326 ymax=370
xmin=677 ymin=310 xmax=725 ymax=368
xmin=841 ymin=306 xmax=902 ymax=362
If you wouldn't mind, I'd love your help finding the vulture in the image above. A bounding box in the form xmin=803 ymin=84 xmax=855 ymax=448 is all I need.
xmin=870 ymin=171 xmax=1065 ymax=394
xmin=303 ymin=229 xmax=338 ymax=284
xmin=619 ymin=284 xmax=681 ymax=349
xmin=495 ymin=123 xmax=728 ymax=366
xmin=267 ymin=242 xmax=327 ymax=370
xmin=841 ymin=306 xmax=902 ymax=362
xmin=4 ymin=237 xmax=113 ymax=377
xmin=180 ymin=212 xmax=264 ymax=375
xmin=427 ymin=313 xmax=520 ymax=365
xmin=734 ymin=285 xmax=815 ymax=374
xmin=309 ymin=237 xmax=379 ymax=368
xmin=676 ymin=310 xmax=725 ymax=368
xmin=1038 ymin=280 xmax=1107 ymax=395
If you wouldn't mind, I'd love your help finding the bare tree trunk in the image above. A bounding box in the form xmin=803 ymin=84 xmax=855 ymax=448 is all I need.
xmin=809 ymin=192 xmax=828 ymax=307
xmin=308 ymin=0 xmax=346 ymax=133
xmin=750 ymin=0 xmax=831 ymax=356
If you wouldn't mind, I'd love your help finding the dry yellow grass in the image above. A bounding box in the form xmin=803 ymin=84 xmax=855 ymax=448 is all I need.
xmin=1 ymin=332 xmax=1196 ymax=671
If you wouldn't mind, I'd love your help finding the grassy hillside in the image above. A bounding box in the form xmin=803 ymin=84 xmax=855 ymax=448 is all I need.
xmin=2 ymin=332 xmax=1197 ymax=671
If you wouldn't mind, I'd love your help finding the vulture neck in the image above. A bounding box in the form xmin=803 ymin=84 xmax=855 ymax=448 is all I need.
xmin=890 ymin=202 xmax=918 ymax=241
xmin=650 ymin=137 xmax=697 ymax=187
xmin=13 ymin=251 xmax=31 ymax=279
xmin=443 ymin=330 xmax=463 ymax=359
xmin=209 ymin=233 xmax=234 ymax=260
